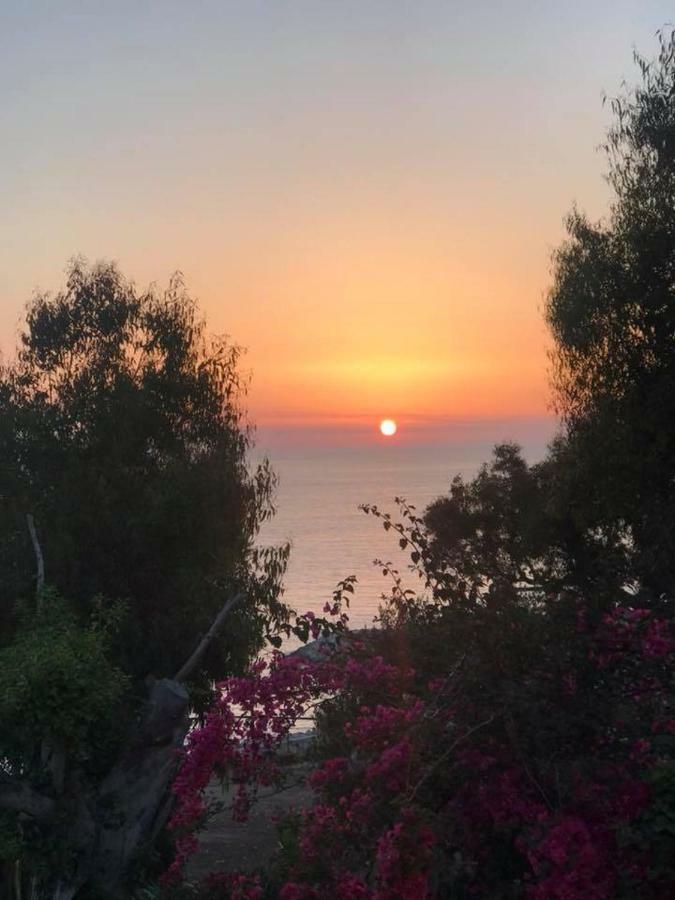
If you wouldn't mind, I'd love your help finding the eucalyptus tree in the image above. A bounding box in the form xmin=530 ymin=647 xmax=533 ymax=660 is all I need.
xmin=0 ymin=261 xmax=289 ymax=897
xmin=547 ymin=30 xmax=675 ymax=600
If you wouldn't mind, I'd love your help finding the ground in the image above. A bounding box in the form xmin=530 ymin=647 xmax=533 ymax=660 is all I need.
xmin=186 ymin=762 xmax=314 ymax=880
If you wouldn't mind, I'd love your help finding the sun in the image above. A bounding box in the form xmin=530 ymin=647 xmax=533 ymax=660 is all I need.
xmin=379 ymin=418 xmax=397 ymax=437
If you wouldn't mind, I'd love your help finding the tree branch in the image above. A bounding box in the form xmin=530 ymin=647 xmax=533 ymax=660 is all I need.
xmin=26 ymin=513 xmax=45 ymax=603
xmin=174 ymin=591 xmax=244 ymax=682
xmin=406 ymin=713 xmax=496 ymax=804
xmin=0 ymin=771 xmax=54 ymax=821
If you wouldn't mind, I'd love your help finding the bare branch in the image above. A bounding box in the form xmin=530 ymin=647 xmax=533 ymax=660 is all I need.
xmin=0 ymin=771 xmax=54 ymax=821
xmin=26 ymin=513 xmax=45 ymax=603
xmin=174 ymin=591 xmax=244 ymax=682
xmin=406 ymin=713 xmax=496 ymax=804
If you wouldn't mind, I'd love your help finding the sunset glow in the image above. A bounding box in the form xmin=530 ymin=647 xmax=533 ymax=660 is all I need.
xmin=380 ymin=419 xmax=397 ymax=437
xmin=0 ymin=3 xmax=666 ymax=447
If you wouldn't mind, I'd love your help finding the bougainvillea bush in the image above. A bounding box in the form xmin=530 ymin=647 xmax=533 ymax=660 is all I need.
xmin=163 ymin=502 xmax=675 ymax=898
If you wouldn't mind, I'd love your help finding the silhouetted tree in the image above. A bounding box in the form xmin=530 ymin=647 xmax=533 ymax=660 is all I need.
xmin=424 ymin=441 xmax=631 ymax=614
xmin=547 ymin=30 xmax=675 ymax=599
xmin=0 ymin=260 xmax=289 ymax=896
xmin=429 ymin=31 xmax=675 ymax=609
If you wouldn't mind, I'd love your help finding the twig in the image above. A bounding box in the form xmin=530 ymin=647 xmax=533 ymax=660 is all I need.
xmin=406 ymin=713 xmax=496 ymax=803
xmin=522 ymin=758 xmax=554 ymax=812
xmin=174 ymin=592 xmax=244 ymax=682
xmin=241 ymin=775 xmax=310 ymax=802
xmin=505 ymin=714 xmax=554 ymax=811
xmin=26 ymin=514 xmax=45 ymax=605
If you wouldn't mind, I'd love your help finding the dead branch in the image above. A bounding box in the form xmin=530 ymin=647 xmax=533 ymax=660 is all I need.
xmin=174 ymin=591 xmax=244 ymax=682
xmin=26 ymin=513 xmax=45 ymax=603
xmin=406 ymin=713 xmax=496 ymax=803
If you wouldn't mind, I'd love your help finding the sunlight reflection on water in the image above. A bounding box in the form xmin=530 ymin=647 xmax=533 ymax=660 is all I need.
xmin=257 ymin=432 xmax=552 ymax=629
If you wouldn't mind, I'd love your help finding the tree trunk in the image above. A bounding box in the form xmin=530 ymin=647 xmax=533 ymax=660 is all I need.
xmin=82 ymin=679 xmax=190 ymax=895
xmin=2 ymin=679 xmax=190 ymax=899
xmin=1 ymin=593 xmax=244 ymax=898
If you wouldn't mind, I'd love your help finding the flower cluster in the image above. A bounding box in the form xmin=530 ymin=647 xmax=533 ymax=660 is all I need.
xmin=199 ymin=873 xmax=264 ymax=899
xmin=165 ymin=652 xmax=342 ymax=882
xmin=166 ymin=602 xmax=675 ymax=898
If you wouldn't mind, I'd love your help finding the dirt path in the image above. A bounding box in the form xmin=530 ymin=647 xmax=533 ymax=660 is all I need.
xmin=186 ymin=763 xmax=315 ymax=880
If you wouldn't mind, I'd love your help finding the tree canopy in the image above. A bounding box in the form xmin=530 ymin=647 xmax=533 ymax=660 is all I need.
xmin=0 ymin=261 xmax=291 ymax=895
xmin=546 ymin=31 xmax=675 ymax=599
xmin=0 ymin=260 xmax=288 ymax=685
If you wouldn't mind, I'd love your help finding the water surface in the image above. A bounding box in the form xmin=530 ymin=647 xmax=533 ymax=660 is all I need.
xmin=259 ymin=428 xmax=552 ymax=628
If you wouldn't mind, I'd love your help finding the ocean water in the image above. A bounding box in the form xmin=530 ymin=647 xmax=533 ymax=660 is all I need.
xmin=258 ymin=425 xmax=553 ymax=629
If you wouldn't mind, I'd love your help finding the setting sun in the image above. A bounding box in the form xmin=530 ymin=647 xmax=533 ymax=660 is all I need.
xmin=380 ymin=418 xmax=397 ymax=437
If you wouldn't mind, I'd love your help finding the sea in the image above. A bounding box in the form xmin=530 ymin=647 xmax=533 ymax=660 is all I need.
xmin=257 ymin=420 xmax=555 ymax=630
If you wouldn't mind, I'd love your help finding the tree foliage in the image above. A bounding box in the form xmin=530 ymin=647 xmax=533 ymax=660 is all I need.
xmin=0 ymin=259 xmax=287 ymax=684
xmin=0 ymin=261 xmax=290 ymax=896
xmin=546 ymin=30 xmax=675 ymax=598
xmin=423 ymin=442 xmax=629 ymax=610
xmin=0 ymin=590 xmax=128 ymax=767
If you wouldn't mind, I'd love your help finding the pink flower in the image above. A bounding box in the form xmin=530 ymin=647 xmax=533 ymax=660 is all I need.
xmin=641 ymin=618 xmax=673 ymax=657
xmin=335 ymin=874 xmax=372 ymax=898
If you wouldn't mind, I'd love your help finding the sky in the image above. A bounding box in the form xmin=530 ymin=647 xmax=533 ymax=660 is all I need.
xmin=1 ymin=1 xmax=672 ymax=446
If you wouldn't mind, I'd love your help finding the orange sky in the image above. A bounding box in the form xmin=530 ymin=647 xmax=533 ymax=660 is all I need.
xmin=1 ymin=3 xmax=669 ymax=444
xmin=204 ymin=217 xmax=555 ymax=423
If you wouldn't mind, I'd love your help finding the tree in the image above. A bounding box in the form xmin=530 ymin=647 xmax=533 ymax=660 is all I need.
xmin=422 ymin=441 xmax=632 ymax=617
xmin=0 ymin=261 xmax=289 ymax=897
xmin=546 ymin=30 xmax=675 ymax=600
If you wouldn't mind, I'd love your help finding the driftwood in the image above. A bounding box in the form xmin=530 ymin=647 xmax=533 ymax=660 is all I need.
xmin=0 ymin=586 xmax=244 ymax=899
